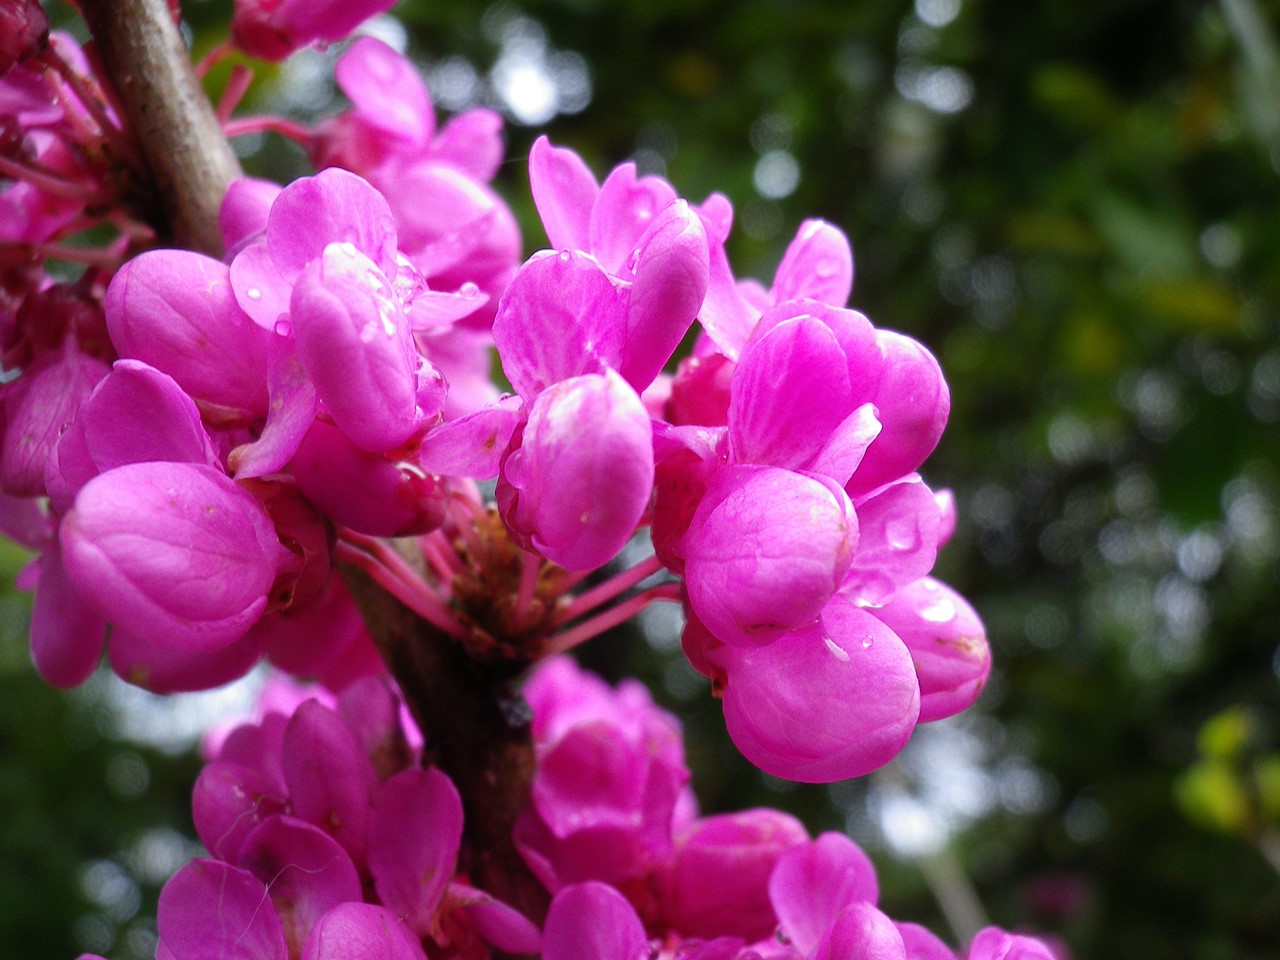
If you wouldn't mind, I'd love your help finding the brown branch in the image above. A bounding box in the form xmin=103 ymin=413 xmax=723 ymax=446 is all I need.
xmin=79 ymin=0 xmax=240 ymax=257
xmin=343 ymin=564 xmax=550 ymax=941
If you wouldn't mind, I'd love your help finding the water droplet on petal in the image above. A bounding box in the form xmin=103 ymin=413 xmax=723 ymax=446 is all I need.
xmin=886 ymin=517 xmax=921 ymax=552
xmin=558 ymin=250 xmax=572 ymax=262
xmin=338 ymin=241 xmax=359 ymax=257
xmin=860 ymin=635 xmax=874 ymax=650
xmin=920 ymin=596 xmax=956 ymax=624
xmin=246 ymin=287 xmax=262 ymax=300
xmin=459 ymin=282 xmax=480 ymax=298
xmin=273 ymin=319 xmax=292 ymax=337
xmin=823 ymin=634 xmax=851 ymax=661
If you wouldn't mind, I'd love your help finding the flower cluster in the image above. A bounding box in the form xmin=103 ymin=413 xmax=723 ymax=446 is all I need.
xmin=145 ymin=675 xmax=537 ymax=959
xmin=0 ymin=2 xmax=1050 ymax=955
xmin=528 ymin=660 xmax=1054 ymax=960
xmin=132 ymin=659 xmax=1054 ymax=960
xmin=2 ymin=22 xmax=987 ymax=779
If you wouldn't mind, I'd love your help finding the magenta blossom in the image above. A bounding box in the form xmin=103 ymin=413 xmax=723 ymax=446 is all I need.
xmin=231 ymin=0 xmax=398 ymax=62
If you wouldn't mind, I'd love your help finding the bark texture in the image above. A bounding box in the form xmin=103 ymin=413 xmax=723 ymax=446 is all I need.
xmin=80 ymin=0 xmax=240 ymax=257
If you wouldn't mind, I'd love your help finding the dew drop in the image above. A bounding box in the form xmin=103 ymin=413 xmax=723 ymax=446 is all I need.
xmin=273 ymin=319 xmax=292 ymax=337
xmin=920 ymin=596 xmax=956 ymax=623
xmin=886 ymin=517 xmax=921 ymax=552
xmin=558 ymin=250 xmax=572 ymax=262
xmin=823 ymin=635 xmax=851 ymax=661
xmin=459 ymin=282 xmax=480 ymax=298
xmin=860 ymin=635 xmax=874 ymax=650
xmin=246 ymin=287 xmax=262 ymax=301
xmin=338 ymin=241 xmax=359 ymax=257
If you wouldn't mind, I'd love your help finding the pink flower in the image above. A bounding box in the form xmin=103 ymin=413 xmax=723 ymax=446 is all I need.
xmin=315 ymin=38 xmax=520 ymax=327
xmin=59 ymin=461 xmax=289 ymax=690
xmin=231 ymin=0 xmax=399 ymax=62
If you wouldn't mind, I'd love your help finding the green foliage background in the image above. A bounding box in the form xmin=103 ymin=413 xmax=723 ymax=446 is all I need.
xmin=8 ymin=0 xmax=1280 ymax=956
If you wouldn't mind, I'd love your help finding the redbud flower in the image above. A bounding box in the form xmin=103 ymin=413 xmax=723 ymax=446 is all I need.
xmin=231 ymin=0 xmax=398 ymax=62
xmin=315 ymin=38 xmax=520 ymax=324
xmin=59 ymin=461 xmax=289 ymax=689
xmin=499 ymin=369 xmax=654 ymax=571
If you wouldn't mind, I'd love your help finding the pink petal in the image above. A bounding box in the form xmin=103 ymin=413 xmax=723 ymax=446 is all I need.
xmin=870 ymin=578 xmax=990 ymax=723
xmin=335 ymin=37 xmax=433 ymax=145
xmin=492 ymin=250 xmax=627 ymax=399
xmin=849 ymin=330 xmax=949 ymax=497
xmin=416 ymin=397 xmax=522 ymax=479
xmin=935 ymin=489 xmax=957 ymax=549
xmin=668 ymin=353 xmax=735 ymax=428
xmin=966 ymin=927 xmax=1057 ymax=960
xmin=448 ymin=881 xmax=543 ymax=954
xmin=157 ymin=859 xmax=287 ymax=960
xmin=229 ymin=240 xmax=292 ymax=330
xmin=896 ymin=923 xmax=958 ymax=960
xmin=301 ymin=903 xmax=428 ymax=960
xmin=388 ymin=165 xmax=520 ymax=296
xmin=229 ymin=349 xmax=319 ymax=479
xmin=289 ymin=243 xmax=421 ymax=452
xmin=291 ymin=420 xmax=446 ymax=537
xmin=238 ymin=815 xmax=363 ymax=958
xmin=728 ymin=312 xmax=854 ymax=471
xmin=684 ymin=466 xmax=856 ymax=647
xmin=106 ymin=249 xmax=273 ymax=412
xmin=588 ymin=162 xmax=678 ymax=275
xmin=108 ymin=625 xmax=265 ymax=693
xmin=267 ymin=168 xmax=399 ymax=281
xmin=813 ymin=903 xmax=906 ymax=960
xmin=337 ymin=675 xmax=416 ymax=780
xmin=620 ymin=199 xmax=709 ymax=391
xmin=369 ymin=768 xmax=463 ymax=937
xmin=716 ymin=597 xmax=920 ymax=782
xmin=28 ymin=543 xmax=105 ymax=688
xmin=60 ymin=462 xmax=286 ymax=653
xmin=220 ymin=177 xmax=282 ymax=254
xmin=0 ymin=342 xmax=108 ymax=497
xmin=698 ymin=243 xmax=757 ymax=361
xmin=807 ymin=403 xmax=883 ymax=488
xmin=191 ymin=760 xmax=288 ymax=862
xmin=542 ymin=882 xmax=648 ymax=960
xmin=769 ymin=832 xmax=880 ymax=955
xmin=845 ymin=476 xmax=940 ymax=607
xmin=500 ymin=371 xmax=652 ymax=571
xmin=770 ymin=219 xmax=854 ymax=307
xmin=529 ymin=136 xmax=599 ymax=251
xmin=0 ymin=490 xmax=52 ymax=549
xmin=665 ymin=809 xmax=809 ymax=941
xmin=434 ymin=109 xmax=505 ymax=182
xmin=282 ymin=699 xmax=378 ymax=866
xmin=46 ymin=360 xmax=219 ymax=513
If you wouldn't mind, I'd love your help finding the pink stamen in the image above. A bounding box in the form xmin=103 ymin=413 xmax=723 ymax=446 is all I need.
xmin=222 ymin=115 xmax=313 ymax=145
xmin=555 ymin=552 xmax=664 ymax=626
xmin=544 ymin=583 xmax=681 ymax=656
xmin=215 ymin=64 xmax=254 ymax=124
xmin=334 ymin=540 xmax=468 ymax=639
xmin=0 ymin=155 xmax=104 ymax=203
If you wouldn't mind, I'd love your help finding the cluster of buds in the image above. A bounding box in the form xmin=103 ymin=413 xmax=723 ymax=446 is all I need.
xmin=3 ymin=27 xmax=988 ymax=783
xmin=120 ymin=659 xmax=1054 ymax=959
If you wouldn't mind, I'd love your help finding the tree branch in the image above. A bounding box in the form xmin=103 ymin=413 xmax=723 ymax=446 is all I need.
xmin=343 ymin=564 xmax=550 ymax=938
xmin=79 ymin=0 xmax=240 ymax=257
